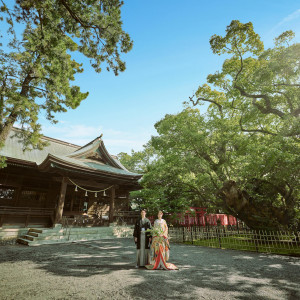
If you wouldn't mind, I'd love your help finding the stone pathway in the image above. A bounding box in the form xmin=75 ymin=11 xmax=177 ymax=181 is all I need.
xmin=0 ymin=238 xmax=299 ymax=299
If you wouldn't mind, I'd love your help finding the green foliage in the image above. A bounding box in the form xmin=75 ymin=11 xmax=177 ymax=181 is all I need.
xmin=117 ymin=143 xmax=155 ymax=174
xmin=127 ymin=21 xmax=299 ymax=230
xmin=0 ymin=0 xmax=132 ymax=152
xmin=209 ymin=20 xmax=264 ymax=56
xmin=204 ymin=20 xmax=300 ymax=138
xmin=117 ymin=143 xmax=163 ymax=213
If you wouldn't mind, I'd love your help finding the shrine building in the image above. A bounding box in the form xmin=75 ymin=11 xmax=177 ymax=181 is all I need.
xmin=0 ymin=128 xmax=142 ymax=229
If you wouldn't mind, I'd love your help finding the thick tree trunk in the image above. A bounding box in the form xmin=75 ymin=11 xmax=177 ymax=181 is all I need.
xmin=0 ymin=72 xmax=33 ymax=146
xmin=0 ymin=119 xmax=16 ymax=145
xmin=218 ymin=180 xmax=297 ymax=231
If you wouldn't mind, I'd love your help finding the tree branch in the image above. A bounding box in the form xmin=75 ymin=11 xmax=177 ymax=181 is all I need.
xmin=21 ymin=85 xmax=48 ymax=93
xmin=207 ymin=171 xmax=220 ymax=190
xmin=235 ymin=85 xmax=286 ymax=118
xmin=233 ymin=41 xmax=244 ymax=83
xmin=58 ymin=0 xmax=107 ymax=47
xmin=239 ymin=117 xmax=277 ymax=136
xmin=291 ymin=108 xmax=300 ymax=117
xmin=274 ymin=83 xmax=300 ymax=87
xmin=272 ymin=90 xmax=294 ymax=113
xmin=189 ymin=95 xmax=223 ymax=114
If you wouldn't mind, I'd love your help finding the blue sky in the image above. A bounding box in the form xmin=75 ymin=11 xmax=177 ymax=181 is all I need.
xmin=40 ymin=0 xmax=300 ymax=155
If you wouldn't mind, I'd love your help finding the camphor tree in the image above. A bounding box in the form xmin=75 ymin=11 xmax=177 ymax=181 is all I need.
xmin=0 ymin=0 xmax=133 ymax=165
xmin=117 ymin=143 xmax=166 ymax=213
xmin=196 ymin=20 xmax=300 ymax=231
xmin=118 ymin=133 xmax=214 ymax=216
xmin=117 ymin=143 xmax=156 ymax=174
xmin=128 ymin=21 xmax=299 ymax=231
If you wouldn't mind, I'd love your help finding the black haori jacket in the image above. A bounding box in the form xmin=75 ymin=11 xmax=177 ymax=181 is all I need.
xmin=133 ymin=218 xmax=152 ymax=249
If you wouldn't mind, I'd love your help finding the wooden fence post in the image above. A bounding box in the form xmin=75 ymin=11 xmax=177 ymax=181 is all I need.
xmin=253 ymin=230 xmax=259 ymax=252
xmin=217 ymin=226 xmax=222 ymax=248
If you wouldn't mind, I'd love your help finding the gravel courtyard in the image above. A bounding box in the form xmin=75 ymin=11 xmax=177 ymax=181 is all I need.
xmin=0 ymin=238 xmax=299 ymax=300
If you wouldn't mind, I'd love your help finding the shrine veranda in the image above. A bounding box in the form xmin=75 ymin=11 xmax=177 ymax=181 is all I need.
xmin=0 ymin=127 xmax=141 ymax=242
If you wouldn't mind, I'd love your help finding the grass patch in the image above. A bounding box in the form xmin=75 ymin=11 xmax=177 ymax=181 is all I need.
xmin=183 ymin=236 xmax=300 ymax=257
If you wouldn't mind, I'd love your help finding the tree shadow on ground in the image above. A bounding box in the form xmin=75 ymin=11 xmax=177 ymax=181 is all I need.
xmin=134 ymin=244 xmax=300 ymax=299
xmin=0 ymin=239 xmax=299 ymax=299
xmin=1 ymin=239 xmax=139 ymax=277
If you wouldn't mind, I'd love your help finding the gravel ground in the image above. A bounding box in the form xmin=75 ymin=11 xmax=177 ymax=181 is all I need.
xmin=0 ymin=238 xmax=299 ymax=300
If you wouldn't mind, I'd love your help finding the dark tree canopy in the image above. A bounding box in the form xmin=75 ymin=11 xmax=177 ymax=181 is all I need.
xmin=0 ymin=0 xmax=132 ymax=163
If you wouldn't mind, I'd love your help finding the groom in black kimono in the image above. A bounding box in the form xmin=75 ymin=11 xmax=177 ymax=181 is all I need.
xmin=133 ymin=209 xmax=152 ymax=268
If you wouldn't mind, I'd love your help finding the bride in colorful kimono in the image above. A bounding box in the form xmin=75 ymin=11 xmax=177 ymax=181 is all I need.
xmin=146 ymin=211 xmax=178 ymax=270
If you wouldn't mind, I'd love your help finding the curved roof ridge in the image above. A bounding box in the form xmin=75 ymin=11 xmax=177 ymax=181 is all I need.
xmin=11 ymin=127 xmax=80 ymax=149
xmin=70 ymin=135 xmax=103 ymax=154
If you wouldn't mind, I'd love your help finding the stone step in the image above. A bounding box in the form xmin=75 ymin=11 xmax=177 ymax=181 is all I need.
xmin=28 ymin=228 xmax=43 ymax=234
xmin=27 ymin=232 xmax=39 ymax=237
xmin=31 ymin=231 xmax=64 ymax=237
xmin=29 ymin=234 xmax=114 ymax=244
xmin=16 ymin=238 xmax=30 ymax=245
xmin=37 ymin=234 xmax=109 ymax=241
xmin=14 ymin=225 xmax=133 ymax=246
xmin=28 ymin=228 xmax=62 ymax=234
xmin=29 ymin=236 xmax=115 ymax=246
xmin=40 ymin=235 xmax=67 ymax=241
xmin=22 ymin=235 xmax=35 ymax=241
xmin=26 ymin=238 xmax=69 ymax=246
xmin=31 ymin=229 xmax=111 ymax=236
xmin=64 ymin=229 xmax=111 ymax=235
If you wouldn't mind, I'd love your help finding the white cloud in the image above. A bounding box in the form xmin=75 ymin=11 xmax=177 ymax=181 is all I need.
xmin=105 ymin=138 xmax=145 ymax=148
xmin=271 ymin=9 xmax=300 ymax=32
xmin=42 ymin=124 xmax=102 ymax=139
xmin=41 ymin=122 xmax=153 ymax=154
xmin=277 ymin=9 xmax=300 ymax=27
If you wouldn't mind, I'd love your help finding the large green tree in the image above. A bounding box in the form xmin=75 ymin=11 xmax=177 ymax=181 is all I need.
xmin=118 ymin=135 xmax=205 ymax=215
xmin=191 ymin=21 xmax=300 ymax=231
xmin=0 ymin=0 xmax=132 ymax=160
xmin=129 ymin=21 xmax=299 ymax=230
xmin=145 ymin=107 xmax=299 ymax=230
xmin=117 ymin=143 xmax=164 ymax=212
xmin=117 ymin=143 xmax=155 ymax=174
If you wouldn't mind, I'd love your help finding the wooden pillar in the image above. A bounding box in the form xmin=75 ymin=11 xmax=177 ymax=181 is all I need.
xmin=109 ymin=186 xmax=116 ymax=223
xmin=126 ymin=191 xmax=130 ymax=211
xmin=46 ymin=181 xmax=54 ymax=208
xmin=54 ymin=177 xmax=68 ymax=225
xmin=70 ymin=196 xmax=74 ymax=212
xmin=14 ymin=186 xmax=22 ymax=207
xmin=14 ymin=176 xmax=23 ymax=207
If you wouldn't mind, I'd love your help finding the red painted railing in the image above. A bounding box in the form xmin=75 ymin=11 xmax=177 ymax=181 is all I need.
xmin=149 ymin=207 xmax=237 ymax=226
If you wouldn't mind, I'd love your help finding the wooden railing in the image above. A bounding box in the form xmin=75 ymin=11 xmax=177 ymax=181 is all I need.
xmin=0 ymin=206 xmax=54 ymax=215
xmin=62 ymin=215 xmax=107 ymax=228
xmin=61 ymin=211 xmax=140 ymax=228
xmin=113 ymin=211 xmax=139 ymax=225
xmin=113 ymin=211 xmax=140 ymax=217
xmin=0 ymin=206 xmax=55 ymax=227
